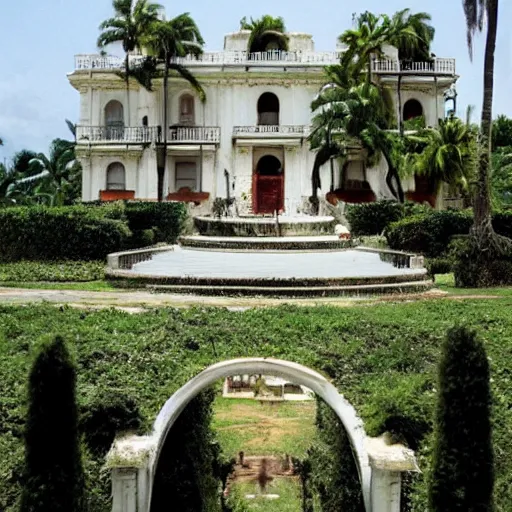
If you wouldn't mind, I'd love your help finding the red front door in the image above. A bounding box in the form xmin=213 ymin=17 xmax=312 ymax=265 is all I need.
xmin=253 ymin=174 xmax=284 ymax=214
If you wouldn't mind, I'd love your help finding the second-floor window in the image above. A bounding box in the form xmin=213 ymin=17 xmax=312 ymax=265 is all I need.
xmin=105 ymin=100 xmax=124 ymax=140
xmin=179 ymin=95 xmax=195 ymax=126
xmin=257 ymin=93 xmax=279 ymax=126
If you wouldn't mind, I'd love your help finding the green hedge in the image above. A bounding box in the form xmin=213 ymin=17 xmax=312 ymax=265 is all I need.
xmin=0 ymin=206 xmax=131 ymax=262
xmin=385 ymin=211 xmax=473 ymax=257
xmin=124 ymin=202 xmax=187 ymax=247
xmin=346 ymin=201 xmax=431 ymax=236
xmin=0 ymin=203 xmax=187 ymax=262
xmin=385 ymin=210 xmax=512 ymax=258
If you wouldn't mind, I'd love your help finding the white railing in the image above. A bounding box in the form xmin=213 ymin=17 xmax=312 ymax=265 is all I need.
xmin=76 ymin=126 xmax=157 ymax=144
xmin=76 ymin=125 xmax=220 ymax=144
xmin=372 ymin=58 xmax=456 ymax=75
xmin=74 ymin=54 xmax=146 ymax=70
xmin=74 ymin=51 xmax=344 ymax=70
xmin=169 ymin=126 xmax=220 ymax=143
xmin=233 ymin=125 xmax=310 ymax=136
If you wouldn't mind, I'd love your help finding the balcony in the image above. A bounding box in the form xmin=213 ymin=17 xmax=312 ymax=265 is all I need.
xmin=74 ymin=50 xmax=344 ymax=71
xmin=168 ymin=126 xmax=220 ymax=144
xmin=76 ymin=126 xmax=220 ymax=145
xmin=372 ymin=58 xmax=456 ymax=76
xmin=233 ymin=125 xmax=310 ymax=137
xmin=76 ymin=126 xmax=156 ymax=144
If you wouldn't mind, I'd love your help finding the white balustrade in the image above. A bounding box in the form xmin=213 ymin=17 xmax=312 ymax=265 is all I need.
xmin=74 ymin=51 xmax=344 ymax=70
xmin=233 ymin=125 xmax=310 ymax=136
xmin=371 ymin=58 xmax=456 ymax=75
xmin=76 ymin=126 xmax=220 ymax=144
xmin=168 ymin=126 xmax=220 ymax=143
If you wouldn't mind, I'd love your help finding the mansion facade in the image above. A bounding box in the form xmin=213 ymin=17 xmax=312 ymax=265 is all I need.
xmin=69 ymin=28 xmax=458 ymax=213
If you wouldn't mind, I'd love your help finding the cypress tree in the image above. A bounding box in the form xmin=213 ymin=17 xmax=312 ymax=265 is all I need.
xmin=21 ymin=336 xmax=84 ymax=512
xmin=429 ymin=326 xmax=494 ymax=511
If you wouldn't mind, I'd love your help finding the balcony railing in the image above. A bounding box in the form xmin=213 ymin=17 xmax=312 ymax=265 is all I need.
xmin=169 ymin=126 xmax=220 ymax=144
xmin=74 ymin=51 xmax=344 ymax=70
xmin=372 ymin=58 xmax=456 ymax=75
xmin=76 ymin=125 xmax=220 ymax=144
xmin=76 ymin=126 xmax=157 ymax=144
xmin=233 ymin=125 xmax=310 ymax=136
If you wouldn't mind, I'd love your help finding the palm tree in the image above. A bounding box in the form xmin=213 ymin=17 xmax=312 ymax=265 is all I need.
xmin=310 ymin=74 xmax=405 ymax=202
xmin=143 ymin=14 xmax=205 ymax=201
xmin=27 ymin=138 xmax=82 ymax=206
xmin=98 ymin=0 xmax=162 ymax=127
xmin=239 ymin=15 xmax=288 ymax=53
xmin=388 ymin=9 xmax=435 ymax=61
xmin=412 ymin=116 xmax=477 ymax=198
xmin=463 ymin=0 xmax=507 ymax=251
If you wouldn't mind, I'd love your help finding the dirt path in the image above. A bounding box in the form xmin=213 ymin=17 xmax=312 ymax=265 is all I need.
xmin=0 ymin=286 xmax=502 ymax=310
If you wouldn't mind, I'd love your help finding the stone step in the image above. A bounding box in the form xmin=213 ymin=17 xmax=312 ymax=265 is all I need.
xmin=145 ymin=280 xmax=433 ymax=298
xmin=179 ymin=235 xmax=352 ymax=251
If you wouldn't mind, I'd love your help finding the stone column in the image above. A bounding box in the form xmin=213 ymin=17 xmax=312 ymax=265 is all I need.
xmin=365 ymin=435 xmax=419 ymax=512
xmin=106 ymin=435 xmax=154 ymax=512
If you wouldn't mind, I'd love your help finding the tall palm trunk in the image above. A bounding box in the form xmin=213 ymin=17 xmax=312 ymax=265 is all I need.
xmin=157 ymin=54 xmax=169 ymax=202
xmin=473 ymin=0 xmax=497 ymax=236
xmin=125 ymin=53 xmax=131 ymax=132
xmin=382 ymin=146 xmax=405 ymax=203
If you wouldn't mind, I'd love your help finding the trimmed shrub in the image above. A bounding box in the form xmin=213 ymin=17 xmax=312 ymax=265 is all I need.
xmin=385 ymin=210 xmax=473 ymax=257
xmin=425 ymin=257 xmax=453 ymax=277
xmin=346 ymin=201 xmax=405 ymax=236
xmin=21 ymin=336 xmax=84 ymax=512
xmin=429 ymin=326 xmax=494 ymax=511
xmin=124 ymin=202 xmax=187 ymax=245
xmin=80 ymin=391 xmax=143 ymax=456
xmin=346 ymin=201 xmax=430 ymax=236
xmin=0 ymin=206 xmax=131 ymax=262
xmin=452 ymin=236 xmax=512 ymax=287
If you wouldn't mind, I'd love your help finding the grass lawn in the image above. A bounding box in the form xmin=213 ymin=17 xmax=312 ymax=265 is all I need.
xmin=435 ymin=273 xmax=512 ymax=296
xmin=230 ymin=478 xmax=302 ymax=512
xmin=0 ymin=280 xmax=117 ymax=292
xmin=1 ymin=300 xmax=512 ymax=511
xmin=213 ymin=397 xmax=316 ymax=458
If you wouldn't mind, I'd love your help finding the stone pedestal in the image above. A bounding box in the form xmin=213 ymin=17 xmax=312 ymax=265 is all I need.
xmin=106 ymin=435 xmax=154 ymax=512
xmin=366 ymin=435 xmax=419 ymax=512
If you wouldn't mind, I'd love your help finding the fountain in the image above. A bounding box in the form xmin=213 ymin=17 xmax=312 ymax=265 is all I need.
xmin=105 ymin=212 xmax=432 ymax=297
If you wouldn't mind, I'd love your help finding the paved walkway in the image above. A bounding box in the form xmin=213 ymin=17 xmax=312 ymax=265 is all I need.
xmin=0 ymin=286 xmax=451 ymax=310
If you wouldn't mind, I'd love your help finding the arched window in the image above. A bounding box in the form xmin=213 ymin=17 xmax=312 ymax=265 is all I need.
xmin=256 ymin=155 xmax=282 ymax=176
xmin=104 ymin=100 xmax=125 ymax=140
xmin=142 ymin=116 xmax=148 ymax=126
xmin=175 ymin=162 xmax=197 ymax=191
xmin=403 ymin=99 xmax=423 ymax=121
xmin=179 ymin=94 xmax=195 ymax=125
xmin=106 ymin=162 xmax=126 ymax=190
xmin=257 ymin=93 xmax=279 ymax=126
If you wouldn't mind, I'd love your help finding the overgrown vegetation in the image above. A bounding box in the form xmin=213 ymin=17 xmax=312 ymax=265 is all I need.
xmin=302 ymin=399 xmax=364 ymax=511
xmin=0 ymin=261 xmax=105 ymax=282
xmin=1 ymin=302 xmax=512 ymax=510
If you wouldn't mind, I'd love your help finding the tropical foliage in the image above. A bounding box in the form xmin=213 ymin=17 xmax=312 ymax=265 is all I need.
xmin=239 ymin=15 xmax=288 ymax=53
xmin=410 ymin=116 xmax=477 ymax=196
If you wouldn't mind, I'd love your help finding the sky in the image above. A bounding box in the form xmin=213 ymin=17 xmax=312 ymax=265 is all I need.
xmin=0 ymin=0 xmax=511 ymax=163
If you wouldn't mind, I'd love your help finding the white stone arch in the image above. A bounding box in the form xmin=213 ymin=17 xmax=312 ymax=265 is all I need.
xmin=107 ymin=358 xmax=418 ymax=512
xmin=149 ymin=358 xmax=371 ymax=511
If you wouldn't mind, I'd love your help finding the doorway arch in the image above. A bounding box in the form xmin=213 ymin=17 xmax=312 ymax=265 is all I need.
xmin=258 ymin=92 xmax=280 ymax=125
xmin=253 ymin=154 xmax=284 ymax=213
xmin=148 ymin=358 xmax=371 ymax=511
xmin=403 ymin=99 xmax=423 ymax=121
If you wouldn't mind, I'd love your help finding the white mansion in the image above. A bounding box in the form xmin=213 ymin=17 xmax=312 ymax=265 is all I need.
xmin=69 ymin=27 xmax=457 ymax=213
